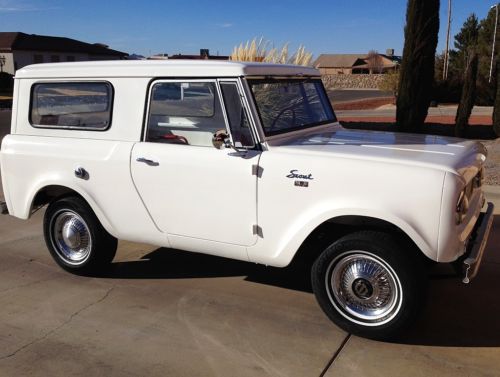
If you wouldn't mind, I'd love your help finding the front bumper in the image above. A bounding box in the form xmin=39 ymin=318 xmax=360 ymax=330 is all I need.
xmin=462 ymin=202 xmax=495 ymax=284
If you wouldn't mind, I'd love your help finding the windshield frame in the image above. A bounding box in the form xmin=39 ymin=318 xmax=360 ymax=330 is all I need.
xmin=246 ymin=77 xmax=337 ymax=137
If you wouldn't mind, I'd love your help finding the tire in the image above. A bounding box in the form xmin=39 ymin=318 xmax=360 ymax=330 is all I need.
xmin=43 ymin=196 xmax=117 ymax=275
xmin=311 ymin=231 xmax=426 ymax=340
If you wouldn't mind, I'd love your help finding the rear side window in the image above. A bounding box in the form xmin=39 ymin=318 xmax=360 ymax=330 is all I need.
xmin=30 ymin=82 xmax=113 ymax=130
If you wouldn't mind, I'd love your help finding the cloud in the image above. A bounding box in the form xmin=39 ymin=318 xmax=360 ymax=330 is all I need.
xmin=0 ymin=0 xmax=59 ymax=12
xmin=216 ymin=23 xmax=233 ymax=28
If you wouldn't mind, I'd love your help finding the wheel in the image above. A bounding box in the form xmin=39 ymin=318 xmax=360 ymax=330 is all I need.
xmin=43 ymin=196 xmax=117 ymax=274
xmin=311 ymin=231 xmax=426 ymax=340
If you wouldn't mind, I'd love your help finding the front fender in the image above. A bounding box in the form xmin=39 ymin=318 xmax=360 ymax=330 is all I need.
xmin=249 ymin=206 xmax=437 ymax=267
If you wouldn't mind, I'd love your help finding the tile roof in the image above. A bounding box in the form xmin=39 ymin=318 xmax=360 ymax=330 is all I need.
xmin=313 ymin=54 xmax=366 ymax=68
xmin=0 ymin=32 xmax=127 ymax=56
xmin=314 ymin=54 xmax=402 ymax=69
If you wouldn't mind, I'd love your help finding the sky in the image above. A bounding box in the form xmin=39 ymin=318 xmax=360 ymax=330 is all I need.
xmin=0 ymin=0 xmax=497 ymax=58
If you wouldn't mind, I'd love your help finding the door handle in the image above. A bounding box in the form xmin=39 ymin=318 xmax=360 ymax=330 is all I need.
xmin=136 ymin=157 xmax=159 ymax=166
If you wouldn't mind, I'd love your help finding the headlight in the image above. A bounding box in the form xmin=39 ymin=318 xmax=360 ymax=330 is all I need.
xmin=456 ymin=190 xmax=469 ymax=225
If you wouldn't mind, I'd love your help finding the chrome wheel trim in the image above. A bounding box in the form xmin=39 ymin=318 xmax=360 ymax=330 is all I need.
xmin=50 ymin=210 xmax=92 ymax=265
xmin=325 ymin=251 xmax=403 ymax=327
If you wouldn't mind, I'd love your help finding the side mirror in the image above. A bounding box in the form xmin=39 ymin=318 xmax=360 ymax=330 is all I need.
xmin=212 ymin=129 xmax=228 ymax=150
xmin=212 ymin=129 xmax=250 ymax=153
xmin=223 ymin=137 xmax=249 ymax=154
xmin=223 ymin=138 xmax=233 ymax=149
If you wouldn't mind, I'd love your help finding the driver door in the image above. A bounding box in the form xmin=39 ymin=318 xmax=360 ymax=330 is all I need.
xmin=131 ymin=79 xmax=260 ymax=252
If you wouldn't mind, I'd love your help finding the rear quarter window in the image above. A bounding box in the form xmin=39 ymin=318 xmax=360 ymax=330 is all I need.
xmin=30 ymin=82 xmax=113 ymax=130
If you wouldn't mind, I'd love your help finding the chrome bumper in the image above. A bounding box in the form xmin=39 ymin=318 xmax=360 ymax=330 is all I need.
xmin=0 ymin=201 xmax=7 ymax=215
xmin=462 ymin=202 xmax=495 ymax=284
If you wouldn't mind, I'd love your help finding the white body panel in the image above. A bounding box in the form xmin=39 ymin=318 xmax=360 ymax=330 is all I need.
xmin=130 ymin=143 xmax=259 ymax=255
xmin=14 ymin=60 xmax=319 ymax=79
xmin=248 ymin=125 xmax=486 ymax=265
xmin=0 ymin=135 xmax=167 ymax=246
xmin=0 ymin=61 xmax=489 ymax=268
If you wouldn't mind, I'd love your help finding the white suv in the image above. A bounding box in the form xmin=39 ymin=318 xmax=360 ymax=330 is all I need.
xmin=0 ymin=60 xmax=494 ymax=339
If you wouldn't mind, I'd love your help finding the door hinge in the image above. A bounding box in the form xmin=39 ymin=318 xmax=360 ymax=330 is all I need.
xmin=252 ymin=225 xmax=263 ymax=238
xmin=252 ymin=164 xmax=263 ymax=178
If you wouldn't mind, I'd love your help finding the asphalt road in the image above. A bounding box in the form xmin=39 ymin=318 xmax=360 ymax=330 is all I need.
xmin=327 ymin=89 xmax=393 ymax=104
xmin=336 ymin=105 xmax=493 ymax=119
xmin=1 ymin=111 xmax=500 ymax=376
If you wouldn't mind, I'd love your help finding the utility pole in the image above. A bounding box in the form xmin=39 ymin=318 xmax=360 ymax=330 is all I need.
xmin=490 ymin=4 xmax=499 ymax=83
xmin=443 ymin=0 xmax=452 ymax=80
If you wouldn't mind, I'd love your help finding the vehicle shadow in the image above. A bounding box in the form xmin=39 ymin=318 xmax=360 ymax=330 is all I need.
xmin=393 ymin=262 xmax=500 ymax=347
xmin=98 ymin=217 xmax=500 ymax=347
xmin=100 ymin=247 xmax=313 ymax=293
xmin=394 ymin=215 xmax=500 ymax=347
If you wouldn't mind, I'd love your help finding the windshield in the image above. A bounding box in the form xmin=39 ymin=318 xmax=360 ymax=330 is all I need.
xmin=248 ymin=78 xmax=336 ymax=136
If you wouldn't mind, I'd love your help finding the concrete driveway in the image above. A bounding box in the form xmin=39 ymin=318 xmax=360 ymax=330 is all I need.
xmin=1 ymin=111 xmax=500 ymax=376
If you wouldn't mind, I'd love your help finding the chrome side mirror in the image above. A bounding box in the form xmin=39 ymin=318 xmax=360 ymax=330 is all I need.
xmin=212 ymin=129 xmax=250 ymax=154
xmin=212 ymin=129 xmax=228 ymax=150
xmin=223 ymin=137 xmax=248 ymax=154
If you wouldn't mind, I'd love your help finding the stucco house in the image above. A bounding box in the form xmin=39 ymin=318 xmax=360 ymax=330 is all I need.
xmin=314 ymin=50 xmax=401 ymax=75
xmin=0 ymin=32 xmax=127 ymax=75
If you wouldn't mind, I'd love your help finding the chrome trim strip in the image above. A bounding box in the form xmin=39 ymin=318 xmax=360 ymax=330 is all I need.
xmin=463 ymin=202 xmax=495 ymax=283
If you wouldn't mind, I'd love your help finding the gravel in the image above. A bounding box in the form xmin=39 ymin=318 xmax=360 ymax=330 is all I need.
xmin=483 ymin=138 xmax=500 ymax=186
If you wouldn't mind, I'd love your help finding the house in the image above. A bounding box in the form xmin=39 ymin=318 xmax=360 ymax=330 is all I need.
xmin=314 ymin=50 xmax=401 ymax=75
xmin=167 ymin=49 xmax=229 ymax=60
xmin=0 ymin=32 xmax=128 ymax=75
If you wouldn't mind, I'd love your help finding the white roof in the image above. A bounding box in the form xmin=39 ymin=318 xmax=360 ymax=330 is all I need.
xmin=15 ymin=60 xmax=320 ymax=79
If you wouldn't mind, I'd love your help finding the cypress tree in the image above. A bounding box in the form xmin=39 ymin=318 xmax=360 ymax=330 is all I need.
xmin=493 ymin=59 xmax=500 ymax=136
xmin=455 ymin=51 xmax=479 ymax=137
xmin=452 ymin=14 xmax=480 ymax=76
xmin=396 ymin=0 xmax=440 ymax=132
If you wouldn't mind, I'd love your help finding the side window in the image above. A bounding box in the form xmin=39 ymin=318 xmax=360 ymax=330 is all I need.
xmin=220 ymin=82 xmax=254 ymax=148
xmin=146 ymin=81 xmax=226 ymax=147
xmin=30 ymin=82 xmax=113 ymax=130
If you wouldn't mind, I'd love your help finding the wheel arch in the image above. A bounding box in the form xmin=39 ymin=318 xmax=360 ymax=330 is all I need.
xmin=26 ymin=183 xmax=116 ymax=238
xmin=32 ymin=185 xmax=83 ymax=211
xmin=282 ymin=213 xmax=436 ymax=269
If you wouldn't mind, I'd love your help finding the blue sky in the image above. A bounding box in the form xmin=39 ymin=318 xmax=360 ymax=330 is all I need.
xmin=0 ymin=0 xmax=496 ymax=58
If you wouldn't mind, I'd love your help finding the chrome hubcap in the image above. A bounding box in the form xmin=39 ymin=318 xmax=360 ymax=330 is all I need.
xmin=352 ymin=278 xmax=373 ymax=299
xmin=51 ymin=210 xmax=92 ymax=265
xmin=326 ymin=252 xmax=402 ymax=326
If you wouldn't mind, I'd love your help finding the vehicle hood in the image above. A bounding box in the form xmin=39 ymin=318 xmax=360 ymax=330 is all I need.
xmin=268 ymin=124 xmax=487 ymax=177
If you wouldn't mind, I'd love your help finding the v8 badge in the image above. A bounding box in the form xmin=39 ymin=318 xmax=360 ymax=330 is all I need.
xmin=295 ymin=181 xmax=309 ymax=188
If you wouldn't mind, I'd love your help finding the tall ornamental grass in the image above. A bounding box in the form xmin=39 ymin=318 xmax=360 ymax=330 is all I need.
xmin=230 ymin=38 xmax=313 ymax=66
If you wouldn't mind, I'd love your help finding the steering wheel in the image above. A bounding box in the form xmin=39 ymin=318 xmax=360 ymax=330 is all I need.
xmin=269 ymin=106 xmax=297 ymax=132
xmin=160 ymin=134 xmax=189 ymax=145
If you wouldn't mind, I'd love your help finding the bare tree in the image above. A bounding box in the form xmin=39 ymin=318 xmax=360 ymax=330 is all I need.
xmin=367 ymin=50 xmax=384 ymax=74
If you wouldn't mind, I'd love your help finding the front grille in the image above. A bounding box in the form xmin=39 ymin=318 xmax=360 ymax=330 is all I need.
xmin=474 ymin=167 xmax=485 ymax=189
xmin=467 ymin=168 xmax=484 ymax=200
